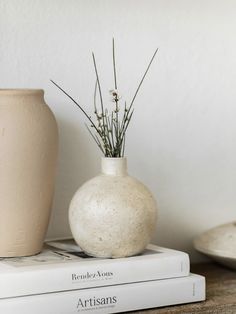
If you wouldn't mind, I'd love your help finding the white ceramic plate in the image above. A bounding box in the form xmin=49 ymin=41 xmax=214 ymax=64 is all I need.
xmin=194 ymin=221 xmax=236 ymax=270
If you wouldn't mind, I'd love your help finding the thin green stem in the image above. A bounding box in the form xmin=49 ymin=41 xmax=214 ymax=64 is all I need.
xmin=93 ymin=79 xmax=98 ymax=114
xmin=104 ymin=111 xmax=113 ymax=152
xmin=127 ymin=48 xmax=158 ymax=116
xmin=112 ymin=38 xmax=117 ymax=90
xmin=110 ymin=112 xmax=115 ymax=150
xmin=119 ymin=101 xmax=128 ymax=136
xmin=85 ymin=124 xmax=105 ymax=155
xmin=92 ymin=53 xmax=105 ymax=126
xmin=112 ymin=38 xmax=119 ymax=145
xmin=51 ymin=80 xmax=100 ymax=134
xmin=121 ymin=134 xmax=126 ymax=157
xmin=119 ymin=109 xmax=134 ymax=145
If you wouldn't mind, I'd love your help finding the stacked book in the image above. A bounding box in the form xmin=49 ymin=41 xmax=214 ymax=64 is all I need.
xmin=0 ymin=239 xmax=205 ymax=313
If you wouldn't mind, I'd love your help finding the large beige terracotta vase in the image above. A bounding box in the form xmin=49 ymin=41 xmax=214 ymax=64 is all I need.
xmin=0 ymin=89 xmax=58 ymax=257
xmin=69 ymin=157 xmax=157 ymax=258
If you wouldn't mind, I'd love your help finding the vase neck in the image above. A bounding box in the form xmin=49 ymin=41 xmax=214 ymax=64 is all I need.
xmin=101 ymin=158 xmax=128 ymax=176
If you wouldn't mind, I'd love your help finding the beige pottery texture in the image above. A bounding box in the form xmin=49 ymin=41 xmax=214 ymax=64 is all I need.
xmin=0 ymin=89 xmax=58 ymax=257
xmin=69 ymin=157 xmax=157 ymax=258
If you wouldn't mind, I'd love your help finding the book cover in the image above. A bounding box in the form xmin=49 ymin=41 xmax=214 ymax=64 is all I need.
xmin=0 ymin=239 xmax=190 ymax=299
xmin=0 ymin=273 xmax=205 ymax=314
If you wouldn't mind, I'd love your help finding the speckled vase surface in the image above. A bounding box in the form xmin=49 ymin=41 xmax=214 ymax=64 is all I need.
xmin=69 ymin=157 xmax=157 ymax=258
xmin=0 ymin=89 xmax=58 ymax=257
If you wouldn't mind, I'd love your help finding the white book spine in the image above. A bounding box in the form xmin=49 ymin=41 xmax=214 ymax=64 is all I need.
xmin=0 ymin=274 xmax=205 ymax=314
xmin=0 ymin=253 xmax=189 ymax=298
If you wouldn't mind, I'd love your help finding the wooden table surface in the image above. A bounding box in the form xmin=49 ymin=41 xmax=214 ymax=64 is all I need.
xmin=128 ymin=262 xmax=236 ymax=314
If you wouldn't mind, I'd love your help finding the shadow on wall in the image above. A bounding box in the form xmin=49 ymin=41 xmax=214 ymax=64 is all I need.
xmin=46 ymin=117 xmax=99 ymax=240
xmin=153 ymin=209 xmax=210 ymax=263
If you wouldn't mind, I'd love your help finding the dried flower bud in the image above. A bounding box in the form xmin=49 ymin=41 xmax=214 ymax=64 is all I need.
xmin=109 ymin=89 xmax=121 ymax=102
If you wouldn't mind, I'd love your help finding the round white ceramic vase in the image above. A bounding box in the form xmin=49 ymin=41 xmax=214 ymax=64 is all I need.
xmin=69 ymin=157 xmax=157 ymax=258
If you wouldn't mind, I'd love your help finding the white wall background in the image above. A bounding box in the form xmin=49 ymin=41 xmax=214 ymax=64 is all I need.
xmin=1 ymin=0 xmax=236 ymax=262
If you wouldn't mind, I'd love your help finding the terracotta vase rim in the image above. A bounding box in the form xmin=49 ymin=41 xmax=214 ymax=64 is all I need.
xmin=0 ymin=89 xmax=44 ymax=96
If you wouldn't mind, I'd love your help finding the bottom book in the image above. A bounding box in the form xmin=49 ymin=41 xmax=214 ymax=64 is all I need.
xmin=0 ymin=273 xmax=205 ymax=314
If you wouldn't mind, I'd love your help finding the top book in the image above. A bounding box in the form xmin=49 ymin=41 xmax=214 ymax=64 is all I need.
xmin=0 ymin=239 xmax=190 ymax=299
